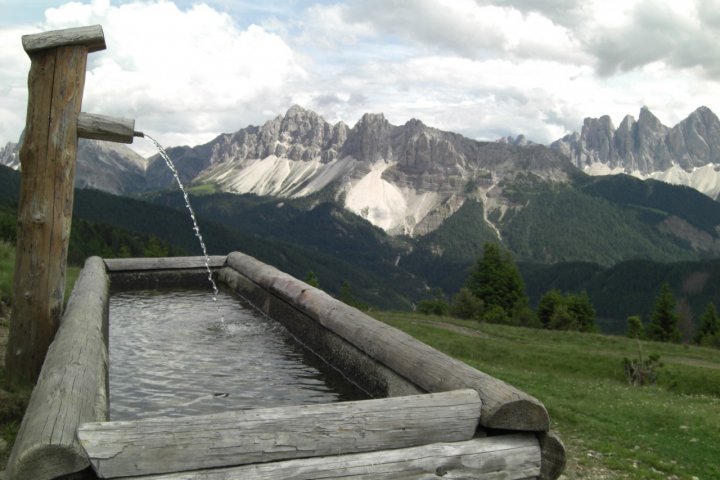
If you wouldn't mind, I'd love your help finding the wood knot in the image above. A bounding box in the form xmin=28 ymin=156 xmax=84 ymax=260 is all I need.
xmin=435 ymin=466 xmax=447 ymax=476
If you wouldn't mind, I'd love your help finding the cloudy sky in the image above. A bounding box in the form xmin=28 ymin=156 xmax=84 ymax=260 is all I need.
xmin=1 ymin=0 xmax=719 ymax=157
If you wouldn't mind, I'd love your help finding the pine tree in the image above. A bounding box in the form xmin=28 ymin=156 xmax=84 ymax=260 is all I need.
xmin=566 ymin=291 xmax=597 ymax=332
xmin=695 ymin=303 xmax=719 ymax=344
xmin=647 ymin=283 xmax=681 ymax=342
xmin=466 ymin=243 xmax=527 ymax=317
xmin=537 ymin=289 xmax=564 ymax=328
xmin=305 ymin=270 xmax=320 ymax=288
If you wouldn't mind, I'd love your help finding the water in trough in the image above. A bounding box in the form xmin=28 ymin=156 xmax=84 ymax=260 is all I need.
xmin=109 ymin=288 xmax=369 ymax=420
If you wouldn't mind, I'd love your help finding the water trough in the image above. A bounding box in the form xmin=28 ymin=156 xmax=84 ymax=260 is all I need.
xmin=5 ymin=253 xmax=565 ymax=480
xmin=4 ymin=22 xmax=565 ymax=480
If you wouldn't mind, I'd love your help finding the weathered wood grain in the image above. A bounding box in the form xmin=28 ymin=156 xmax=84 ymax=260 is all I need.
xmin=225 ymin=252 xmax=549 ymax=432
xmin=129 ymin=433 xmax=541 ymax=480
xmin=104 ymin=256 xmax=226 ymax=272
xmin=77 ymin=112 xmax=136 ymax=144
xmin=4 ymin=257 xmax=109 ymax=480
xmin=78 ymin=389 xmax=480 ymax=478
xmin=539 ymin=431 xmax=567 ymax=480
xmin=22 ymin=25 xmax=106 ymax=53
xmin=5 ymin=44 xmax=89 ymax=383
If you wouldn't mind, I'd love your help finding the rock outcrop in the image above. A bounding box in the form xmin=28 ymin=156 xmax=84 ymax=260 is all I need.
xmin=552 ymin=106 xmax=720 ymax=174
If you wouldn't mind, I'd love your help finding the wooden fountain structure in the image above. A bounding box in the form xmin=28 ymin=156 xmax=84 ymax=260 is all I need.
xmin=3 ymin=26 xmax=566 ymax=480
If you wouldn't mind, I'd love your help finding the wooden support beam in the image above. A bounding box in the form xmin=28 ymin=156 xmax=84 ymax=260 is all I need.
xmin=5 ymin=31 xmax=97 ymax=383
xmin=103 ymin=256 xmax=227 ymax=272
xmin=126 ymin=433 xmax=541 ymax=480
xmin=225 ymin=252 xmax=550 ymax=432
xmin=4 ymin=257 xmax=110 ymax=480
xmin=78 ymin=389 xmax=481 ymax=478
xmin=77 ymin=112 xmax=137 ymax=144
xmin=22 ymin=24 xmax=106 ymax=54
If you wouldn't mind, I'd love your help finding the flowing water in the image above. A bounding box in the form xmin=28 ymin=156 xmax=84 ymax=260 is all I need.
xmin=109 ymin=289 xmax=369 ymax=420
xmin=143 ymin=134 xmax=220 ymax=304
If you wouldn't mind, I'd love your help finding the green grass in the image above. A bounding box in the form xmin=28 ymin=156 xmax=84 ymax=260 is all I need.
xmin=0 ymin=241 xmax=80 ymax=470
xmin=0 ymin=241 xmax=13 ymax=305
xmin=372 ymin=312 xmax=720 ymax=479
xmin=187 ymin=183 xmax=219 ymax=195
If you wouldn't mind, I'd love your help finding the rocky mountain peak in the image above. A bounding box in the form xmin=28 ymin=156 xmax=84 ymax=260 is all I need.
xmin=637 ymin=106 xmax=666 ymax=134
xmin=342 ymin=112 xmax=394 ymax=162
xmin=551 ymin=106 xmax=720 ymax=175
xmin=0 ymin=141 xmax=19 ymax=169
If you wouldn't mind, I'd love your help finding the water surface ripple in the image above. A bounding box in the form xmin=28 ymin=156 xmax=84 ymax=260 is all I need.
xmin=109 ymin=289 xmax=367 ymax=420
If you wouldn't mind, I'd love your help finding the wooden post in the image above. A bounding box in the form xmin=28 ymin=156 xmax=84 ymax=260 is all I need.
xmin=4 ymin=25 xmax=111 ymax=384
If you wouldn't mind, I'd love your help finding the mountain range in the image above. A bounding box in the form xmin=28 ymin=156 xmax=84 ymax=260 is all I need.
xmin=3 ymin=104 xmax=720 ymax=265
xmin=551 ymin=106 xmax=720 ymax=199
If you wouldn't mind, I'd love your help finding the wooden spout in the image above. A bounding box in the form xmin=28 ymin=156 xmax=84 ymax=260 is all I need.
xmin=78 ymin=112 xmax=137 ymax=144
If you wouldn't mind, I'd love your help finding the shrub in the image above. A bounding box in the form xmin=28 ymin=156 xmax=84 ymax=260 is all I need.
xmin=450 ymin=288 xmax=483 ymax=320
xmin=483 ymin=305 xmax=510 ymax=324
xmin=417 ymin=299 xmax=450 ymax=316
xmin=623 ymin=339 xmax=662 ymax=386
xmin=626 ymin=315 xmax=644 ymax=339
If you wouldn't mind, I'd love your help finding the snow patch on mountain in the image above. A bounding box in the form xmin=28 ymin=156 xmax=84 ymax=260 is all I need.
xmin=645 ymin=164 xmax=720 ymax=199
xmin=204 ymin=156 xmax=354 ymax=197
xmin=583 ymin=161 xmax=720 ymax=200
xmin=344 ymin=160 xmax=440 ymax=235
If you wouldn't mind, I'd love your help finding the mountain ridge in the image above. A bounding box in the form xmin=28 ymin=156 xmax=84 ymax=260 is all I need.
xmin=551 ymin=106 xmax=720 ymax=198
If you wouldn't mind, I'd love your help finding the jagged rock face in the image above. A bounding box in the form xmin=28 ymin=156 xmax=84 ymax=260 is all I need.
xmin=552 ymin=106 xmax=720 ymax=174
xmin=149 ymin=105 xmax=575 ymax=237
xmin=497 ymin=134 xmax=533 ymax=147
xmin=0 ymin=138 xmax=147 ymax=195
xmin=0 ymin=142 xmax=19 ymax=169
xmin=667 ymin=106 xmax=720 ymax=166
xmin=342 ymin=112 xmax=394 ymax=163
xmin=75 ymin=139 xmax=148 ymax=194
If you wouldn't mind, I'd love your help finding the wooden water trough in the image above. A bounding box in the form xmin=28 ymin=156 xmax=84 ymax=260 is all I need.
xmin=4 ymin=253 xmax=566 ymax=480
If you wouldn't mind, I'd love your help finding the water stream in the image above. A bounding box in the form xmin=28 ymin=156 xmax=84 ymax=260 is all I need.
xmin=142 ymin=134 xmax=221 ymax=313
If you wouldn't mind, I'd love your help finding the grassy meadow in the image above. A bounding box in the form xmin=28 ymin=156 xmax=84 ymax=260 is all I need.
xmin=1 ymin=237 xmax=719 ymax=478
xmin=373 ymin=311 xmax=720 ymax=479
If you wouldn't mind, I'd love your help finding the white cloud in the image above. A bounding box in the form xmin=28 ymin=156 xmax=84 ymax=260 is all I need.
xmin=2 ymin=0 xmax=720 ymax=158
xmin=0 ymin=0 xmax=306 ymax=156
xmin=0 ymin=26 xmax=35 ymax=146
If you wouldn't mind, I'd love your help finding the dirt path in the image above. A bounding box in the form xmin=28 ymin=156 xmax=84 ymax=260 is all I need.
xmin=407 ymin=318 xmax=490 ymax=338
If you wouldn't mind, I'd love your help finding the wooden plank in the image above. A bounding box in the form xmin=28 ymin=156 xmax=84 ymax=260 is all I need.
xmin=22 ymin=25 xmax=106 ymax=53
xmin=5 ymin=44 xmax=89 ymax=384
xmin=225 ymin=252 xmax=550 ymax=432
xmin=78 ymin=389 xmax=481 ymax=478
xmin=129 ymin=433 xmax=541 ymax=480
xmin=103 ymin=256 xmax=226 ymax=272
xmin=77 ymin=112 xmax=136 ymax=144
xmin=5 ymin=257 xmax=110 ymax=480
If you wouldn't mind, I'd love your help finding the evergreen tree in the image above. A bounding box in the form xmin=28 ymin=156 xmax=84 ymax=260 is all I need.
xmin=305 ymin=270 xmax=320 ymax=288
xmin=466 ymin=243 xmax=527 ymax=317
xmin=647 ymin=283 xmax=681 ymax=342
xmin=566 ymin=291 xmax=597 ymax=332
xmin=695 ymin=303 xmax=720 ymax=345
xmin=537 ymin=289 xmax=597 ymax=331
xmin=537 ymin=289 xmax=564 ymax=328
